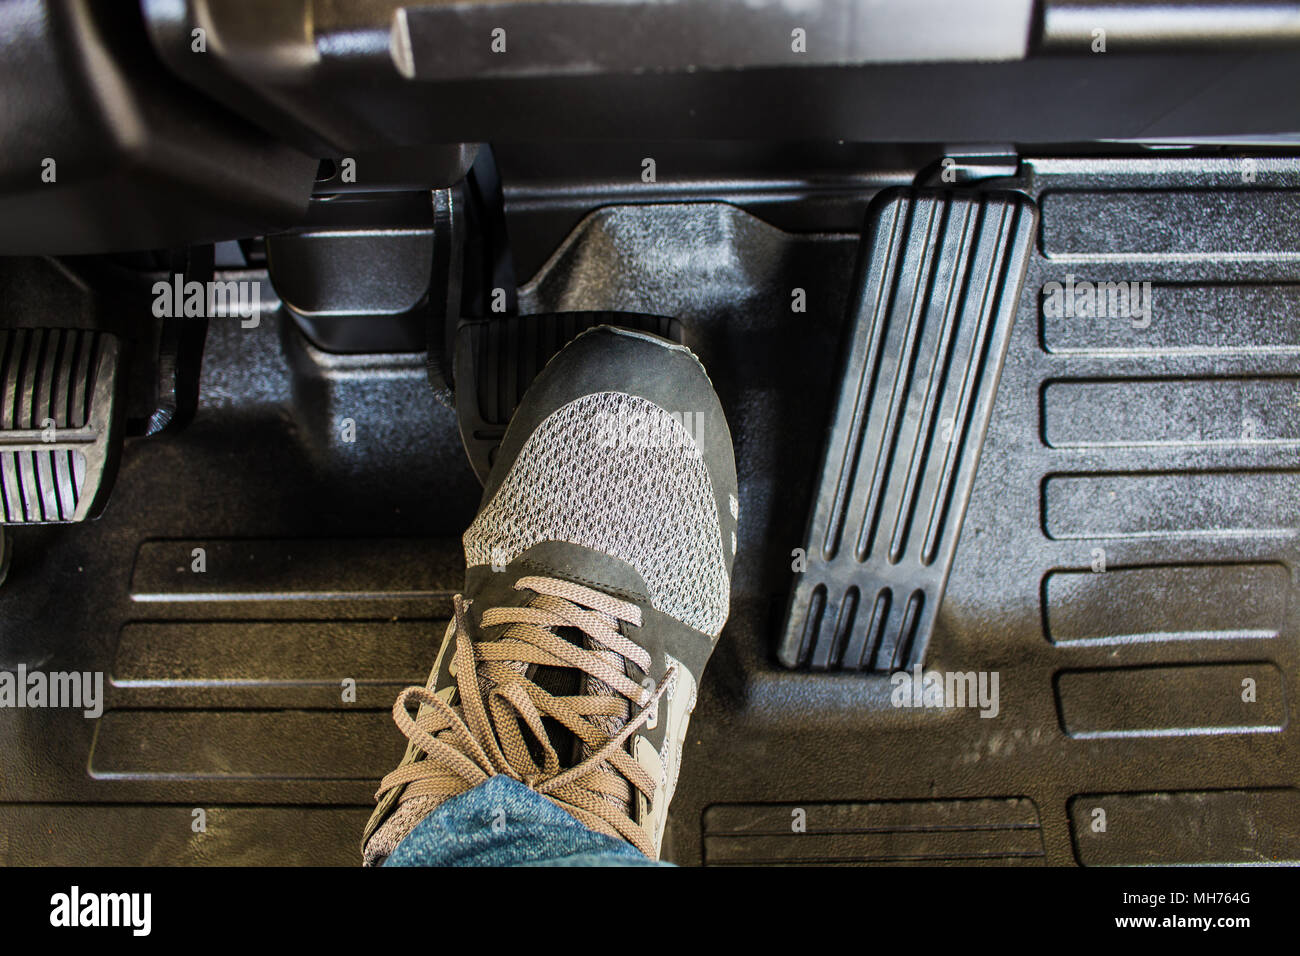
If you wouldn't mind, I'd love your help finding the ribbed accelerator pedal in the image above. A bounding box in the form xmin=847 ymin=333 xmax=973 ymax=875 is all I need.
xmin=779 ymin=189 xmax=1036 ymax=672
xmin=0 ymin=328 xmax=121 ymax=524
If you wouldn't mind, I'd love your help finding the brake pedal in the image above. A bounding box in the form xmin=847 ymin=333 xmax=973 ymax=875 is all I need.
xmin=779 ymin=188 xmax=1036 ymax=672
xmin=0 ymin=328 xmax=122 ymax=524
xmin=454 ymin=312 xmax=682 ymax=483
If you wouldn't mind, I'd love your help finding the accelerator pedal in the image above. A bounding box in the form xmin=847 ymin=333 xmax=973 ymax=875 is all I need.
xmin=0 ymin=328 xmax=122 ymax=524
xmin=454 ymin=312 xmax=682 ymax=484
xmin=779 ymin=188 xmax=1036 ymax=672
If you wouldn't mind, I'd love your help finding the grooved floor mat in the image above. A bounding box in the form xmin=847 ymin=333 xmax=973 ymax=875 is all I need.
xmin=2 ymin=155 xmax=1299 ymax=865
xmin=0 ymin=319 xmax=481 ymax=864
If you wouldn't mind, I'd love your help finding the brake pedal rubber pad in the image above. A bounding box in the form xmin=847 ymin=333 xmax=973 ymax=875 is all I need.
xmin=454 ymin=312 xmax=682 ymax=484
xmin=779 ymin=188 xmax=1036 ymax=672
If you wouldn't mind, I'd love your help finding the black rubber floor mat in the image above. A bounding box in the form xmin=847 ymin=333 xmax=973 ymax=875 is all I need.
xmin=4 ymin=162 xmax=1300 ymax=866
xmin=779 ymin=189 xmax=1035 ymax=672
xmin=454 ymin=311 xmax=681 ymax=482
xmin=0 ymin=312 xmax=483 ymax=866
xmin=510 ymin=186 xmax=1300 ymax=867
xmin=702 ymin=797 xmax=1046 ymax=865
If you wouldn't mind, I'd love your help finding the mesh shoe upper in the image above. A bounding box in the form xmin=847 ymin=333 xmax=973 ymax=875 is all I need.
xmin=464 ymin=390 xmax=730 ymax=637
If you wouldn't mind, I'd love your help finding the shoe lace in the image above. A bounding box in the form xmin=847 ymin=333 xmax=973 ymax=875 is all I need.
xmin=377 ymin=574 xmax=675 ymax=858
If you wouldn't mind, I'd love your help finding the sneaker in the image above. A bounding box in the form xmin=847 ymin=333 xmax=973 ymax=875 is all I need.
xmin=362 ymin=325 xmax=738 ymax=863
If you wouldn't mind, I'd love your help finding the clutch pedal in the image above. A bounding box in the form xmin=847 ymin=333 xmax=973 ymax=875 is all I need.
xmin=0 ymin=327 xmax=122 ymax=524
